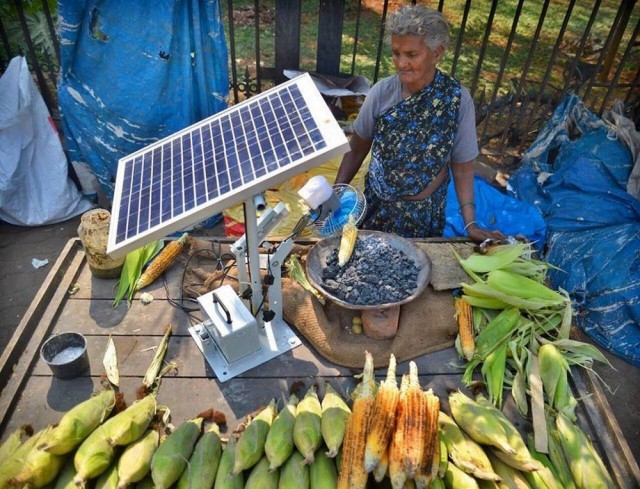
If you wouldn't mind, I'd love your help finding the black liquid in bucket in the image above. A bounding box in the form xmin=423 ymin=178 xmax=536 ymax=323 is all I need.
xmin=40 ymin=332 xmax=90 ymax=379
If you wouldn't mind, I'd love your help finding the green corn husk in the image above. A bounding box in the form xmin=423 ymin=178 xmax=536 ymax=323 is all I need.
xmin=102 ymin=394 xmax=157 ymax=446
xmin=279 ymin=450 xmax=310 ymax=489
xmin=176 ymin=422 xmax=223 ymax=489
xmin=437 ymin=412 xmax=500 ymax=482
xmin=481 ymin=339 xmax=508 ymax=408
xmin=133 ymin=475 xmax=154 ymax=488
xmin=448 ymin=391 xmax=516 ymax=455
xmin=444 ymin=461 xmax=480 ymax=489
xmin=462 ymin=281 xmax=561 ymax=311
xmin=428 ymin=477 xmax=446 ymax=489
xmin=321 ymin=384 xmax=351 ymax=458
xmin=10 ymin=442 xmax=67 ymax=487
xmin=538 ymin=344 xmax=577 ymax=420
xmin=555 ymin=414 xmax=615 ymax=489
xmin=310 ymin=448 xmax=337 ymax=489
xmin=461 ymin=294 xmax=511 ymax=310
xmin=0 ymin=424 xmax=32 ymax=461
xmin=546 ymin=422 xmax=576 ymax=489
xmin=114 ymin=240 xmax=163 ymax=308
xmin=438 ymin=436 xmax=448 ymax=478
xmin=459 ymin=242 xmax=527 ymax=273
xmin=39 ymin=389 xmax=116 ymax=454
xmin=486 ymin=269 xmax=567 ymax=303
xmin=245 ymin=455 xmax=279 ymax=489
xmin=95 ymin=462 xmax=119 ymax=489
xmin=214 ymin=437 xmax=244 ymax=489
xmin=286 ymin=254 xmax=326 ymax=305
xmin=0 ymin=427 xmax=45 ymax=487
xmin=293 ymin=386 xmax=323 ymax=465
xmin=231 ymin=399 xmax=277 ymax=475
xmin=116 ymin=429 xmax=159 ymax=488
xmin=74 ymin=428 xmax=117 ymax=485
xmin=265 ymin=395 xmax=298 ymax=471
xmin=54 ymin=459 xmax=78 ymax=489
xmin=143 ymin=325 xmax=172 ymax=389
xmin=486 ymin=452 xmax=531 ymax=489
xmin=151 ymin=417 xmax=203 ymax=489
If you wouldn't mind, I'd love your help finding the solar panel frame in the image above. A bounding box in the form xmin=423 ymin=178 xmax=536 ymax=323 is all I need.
xmin=107 ymin=73 xmax=350 ymax=258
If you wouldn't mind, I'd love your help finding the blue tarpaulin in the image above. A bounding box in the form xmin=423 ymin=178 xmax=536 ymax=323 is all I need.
xmin=58 ymin=0 xmax=229 ymax=209
xmin=509 ymin=94 xmax=640 ymax=367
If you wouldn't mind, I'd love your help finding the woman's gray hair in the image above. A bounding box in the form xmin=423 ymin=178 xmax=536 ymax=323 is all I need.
xmin=386 ymin=5 xmax=450 ymax=51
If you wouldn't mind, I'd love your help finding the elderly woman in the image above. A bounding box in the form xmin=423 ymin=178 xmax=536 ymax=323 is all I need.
xmin=336 ymin=5 xmax=503 ymax=242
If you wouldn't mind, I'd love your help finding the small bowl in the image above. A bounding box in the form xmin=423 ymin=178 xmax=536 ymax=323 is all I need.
xmin=40 ymin=332 xmax=90 ymax=379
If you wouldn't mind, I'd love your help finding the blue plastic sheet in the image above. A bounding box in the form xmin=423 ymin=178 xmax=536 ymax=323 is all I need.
xmin=509 ymin=94 xmax=640 ymax=367
xmin=58 ymin=0 xmax=229 ymax=219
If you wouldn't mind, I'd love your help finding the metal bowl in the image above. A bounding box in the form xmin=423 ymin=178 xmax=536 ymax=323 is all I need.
xmin=305 ymin=230 xmax=432 ymax=310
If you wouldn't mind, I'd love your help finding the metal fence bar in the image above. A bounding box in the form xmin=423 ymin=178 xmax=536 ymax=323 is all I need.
xmin=624 ymin=67 xmax=640 ymax=105
xmin=349 ymin=0 xmax=363 ymax=76
xmin=226 ymin=0 xmax=239 ymax=104
xmin=469 ymin=0 xmax=499 ymax=97
xmin=253 ymin=0 xmax=262 ymax=94
xmin=40 ymin=0 xmax=59 ymax=63
xmin=449 ymin=0 xmax=472 ymax=79
xmin=478 ymin=0 xmax=525 ymax=145
xmin=373 ymin=0 xmax=390 ymax=84
xmin=0 ymin=16 xmax=12 ymax=71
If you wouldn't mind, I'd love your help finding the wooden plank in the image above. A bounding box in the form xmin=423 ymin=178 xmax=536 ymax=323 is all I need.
xmin=316 ymin=0 xmax=345 ymax=76
xmin=275 ymin=0 xmax=301 ymax=84
xmin=0 ymin=240 xmax=84 ymax=431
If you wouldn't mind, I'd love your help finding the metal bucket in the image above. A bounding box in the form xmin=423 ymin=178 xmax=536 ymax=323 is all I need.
xmin=40 ymin=332 xmax=90 ymax=379
xmin=305 ymin=230 xmax=432 ymax=310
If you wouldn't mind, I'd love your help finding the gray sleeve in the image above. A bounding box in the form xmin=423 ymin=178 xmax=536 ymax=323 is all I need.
xmin=352 ymin=83 xmax=381 ymax=141
xmin=451 ymin=86 xmax=479 ymax=163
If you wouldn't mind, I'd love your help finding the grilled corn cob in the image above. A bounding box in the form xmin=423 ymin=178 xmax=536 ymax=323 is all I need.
xmin=116 ymin=429 xmax=159 ymax=488
xmin=438 ymin=411 xmax=500 ymax=482
xmin=338 ymin=215 xmax=358 ymax=267
xmin=265 ymin=394 xmax=298 ymax=471
xmin=337 ymin=351 xmax=376 ymax=489
xmin=402 ymin=361 xmax=428 ymax=479
xmin=321 ymin=383 xmax=351 ymax=458
xmin=177 ymin=422 xmax=222 ymax=489
xmin=232 ymin=399 xmax=277 ymax=475
xmin=279 ymin=449 xmax=310 ymax=489
xmin=294 ymin=386 xmax=323 ymax=465
xmin=151 ymin=417 xmax=203 ymax=489
xmin=414 ymin=388 xmax=440 ymax=488
xmin=310 ymin=448 xmax=338 ymax=489
xmin=40 ymin=389 xmax=116 ymax=455
xmin=135 ymin=232 xmax=188 ymax=291
xmin=365 ymin=353 xmax=400 ymax=473
xmin=245 ymin=455 xmax=279 ymax=489
xmin=388 ymin=374 xmax=410 ymax=489
xmin=214 ymin=437 xmax=244 ymax=489
xmin=455 ymin=298 xmax=476 ymax=361
xmin=372 ymin=445 xmax=389 ymax=483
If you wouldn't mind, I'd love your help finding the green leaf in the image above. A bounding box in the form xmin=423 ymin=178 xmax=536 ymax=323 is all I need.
xmin=113 ymin=240 xmax=163 ymax=308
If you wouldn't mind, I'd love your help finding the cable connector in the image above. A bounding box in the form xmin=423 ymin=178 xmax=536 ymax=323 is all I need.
xmin=264 ymin=274 xmax=275 ymax=285
xmin=262 ymin=310 xmax=276 ymax=322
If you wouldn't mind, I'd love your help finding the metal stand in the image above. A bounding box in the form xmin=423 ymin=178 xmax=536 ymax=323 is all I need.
xmin=188 ymin=196 xmax=302 ymax=382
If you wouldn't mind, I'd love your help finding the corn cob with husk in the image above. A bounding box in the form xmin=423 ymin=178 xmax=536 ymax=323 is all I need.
xmin=134 ymin=232 xmax=188 ymax=291
xmin=438 ymin=436 xmax=448 ymax=478
xmin=337 ymin=350 xmax=376 ymax=489
xmin=39 ymin=389 xmax=116 ymax=455
xmin=321 ymin=383 xmax=351 ymax=458
xmin=0 ymin=424 xmax=32 ymax=461
xmin=177 ymin=422 xmax=222 ymax=489
xmin=74 ymin=430 xmax=117 ymax=486
xmin=151 ymin=417 xmax=203 ymax=489
xmin=444 ymin=461 xmax=480 ymax=489
xmin=95 ymin=461 xmax=119 ymax=489
xmin=486 ymin=452 xmax=531 ymax=489
xmin=100 ymin=394 xmax=157 ymax=447
xmin=429 ymin=477 xmax=446 ymax=489
xmin=133 ymin=475 xmax=154 ymax=488
xmin=437 ymin=411 xmax=501 ymax=482
xmin=449 ymin=391 xmax=517 ymax=455
xmin=293 ymin=386 xmax=323 ymax=465
xmin=286 ymin=254 xmax=326 ymax=305
xmin=414 ymin=389 xmax=441 ymax=488
xmin=54 ymin=459 xmax=78 ymax=489
xmin=214 ymin=437 xmax=244 ymax=489
xmin=538 ymin=344 xmax=577 ymax=420
xmin=526 ymin=434 xmax=562 ymax=489
xmin=142 ymin=325 xmax=172 ymax=391
xmin=116 ymin=429 xmax=159 ymax=488
xmin=0 ymin=427 xmax=47 ymax=488
xmin=338 ymin=215 xmax=358 ymax=267
xmin=279 ymin=449 xmax=310 ymax=489
xmin=455 ymin=298 xmax=475 ymax=361
xmin=310 ymin=448 xmax=338 ymax=489
xmin=231 ymin=399 xmax=277 ymax=475
xmin=245 ymin=455 xmax=280 ymax=489
xmin=10 ymin=437 xmax=67 ymax=488
xmin=365 ymin=353 xmax=400 ymax=473
xmin=546 ymin=420 xmax=576 ymax=489
xmin=264 ymin=394 xmax=298 ymax=471
xmin=555 ymin=413 xmax=614 ymax=489
xmin=388 ymin=374 xmax=410 ymax=489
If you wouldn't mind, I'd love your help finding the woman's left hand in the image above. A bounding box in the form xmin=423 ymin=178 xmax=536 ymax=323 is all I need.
xmin=466 ymin=223 xmax=505 ymax=242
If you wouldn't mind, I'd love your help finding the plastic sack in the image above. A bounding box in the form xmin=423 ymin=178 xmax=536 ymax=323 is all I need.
xmin=443 ymin=176 xmax=547 ymax=246
xmin=0 ymin=56 xmax=92 ymax=226
xmin=509 ymin=94 xmax=640 ymax=367
xmin=57 ymin=0 xmax=229 ymax=203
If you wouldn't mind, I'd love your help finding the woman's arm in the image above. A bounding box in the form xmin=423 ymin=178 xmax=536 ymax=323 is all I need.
xmin=335 ymin=132 xmax=373 ymax=185
xmin=451 ymin=161 xmax=504 ymax=242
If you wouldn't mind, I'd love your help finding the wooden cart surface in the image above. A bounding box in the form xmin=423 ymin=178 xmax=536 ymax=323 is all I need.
xmin=0 ymin=238 xmax=638 ymax=488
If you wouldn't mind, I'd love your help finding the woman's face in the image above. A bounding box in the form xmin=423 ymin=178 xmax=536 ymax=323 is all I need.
xmin=391 ymin=34 xmax=442 ymax=90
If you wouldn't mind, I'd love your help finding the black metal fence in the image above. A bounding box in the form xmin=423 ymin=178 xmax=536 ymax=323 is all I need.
xmin=2 ymin=0 xmax=639 ymax=156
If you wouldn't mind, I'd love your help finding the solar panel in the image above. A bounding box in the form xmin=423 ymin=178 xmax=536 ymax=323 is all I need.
xmin=107 ymin=73 xmax=350 ymax=258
